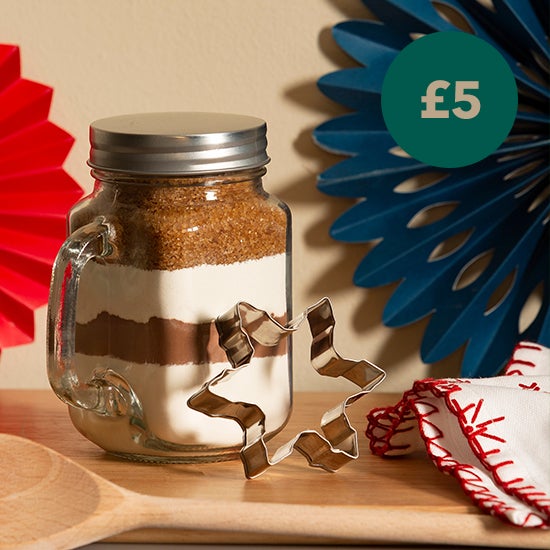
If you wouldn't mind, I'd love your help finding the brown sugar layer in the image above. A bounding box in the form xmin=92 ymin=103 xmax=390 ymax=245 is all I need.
xmin=75 ymin=312 xmax=288 ymax=365
xmin=70 ymin=172 xmax=290 ymax=271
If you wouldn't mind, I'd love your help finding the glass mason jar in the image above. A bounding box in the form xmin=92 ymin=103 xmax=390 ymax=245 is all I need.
xmin=47 ymin=112 xmax=292 ymax=462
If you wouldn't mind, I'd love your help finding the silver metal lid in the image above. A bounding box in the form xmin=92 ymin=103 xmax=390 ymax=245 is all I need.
xmin=88 ymin=112 xmax=270 ymax=175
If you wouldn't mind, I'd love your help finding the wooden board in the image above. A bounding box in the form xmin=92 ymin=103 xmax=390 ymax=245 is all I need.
xmin=0 ymin=389 xmax=547 ymax=547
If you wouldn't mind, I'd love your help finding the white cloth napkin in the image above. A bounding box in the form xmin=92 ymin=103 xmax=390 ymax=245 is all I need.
xmin=366 ymin=342 xmax=550 ymax=528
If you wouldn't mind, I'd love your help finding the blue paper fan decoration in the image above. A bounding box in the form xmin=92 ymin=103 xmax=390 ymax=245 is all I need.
xmin=314 ymin=0 xmax=549 ymax=377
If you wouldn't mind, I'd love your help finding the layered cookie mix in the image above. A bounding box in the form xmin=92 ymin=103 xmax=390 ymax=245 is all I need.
xmin=70 ymin=173 xmax=292 ymax=461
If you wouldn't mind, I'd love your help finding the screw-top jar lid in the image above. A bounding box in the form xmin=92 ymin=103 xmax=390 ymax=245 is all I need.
xmin=88 ymin=112 xmax=270 ymax=175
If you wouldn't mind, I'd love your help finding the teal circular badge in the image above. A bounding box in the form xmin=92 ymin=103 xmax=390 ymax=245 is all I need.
xmin=381 ymin=32 xmax=518 ymax=168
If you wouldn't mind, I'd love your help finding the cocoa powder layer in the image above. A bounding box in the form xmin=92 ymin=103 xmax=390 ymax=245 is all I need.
xmin=75 ymin=312 xmax=287 ymax=365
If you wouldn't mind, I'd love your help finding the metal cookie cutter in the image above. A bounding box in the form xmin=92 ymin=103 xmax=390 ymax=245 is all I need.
xmin=188 ymin=298 xmax=386 ymax=478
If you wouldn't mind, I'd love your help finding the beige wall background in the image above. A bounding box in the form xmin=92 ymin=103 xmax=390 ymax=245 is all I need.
xmin=0 ymin=0 xmax=460 ymax=392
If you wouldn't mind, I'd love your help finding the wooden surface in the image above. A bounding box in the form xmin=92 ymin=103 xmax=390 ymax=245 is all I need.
xmin=0 ymin=389 xmax=548 ymax=548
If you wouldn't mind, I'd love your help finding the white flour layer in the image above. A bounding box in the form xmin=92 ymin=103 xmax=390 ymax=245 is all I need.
xmin=76 ymin=253 xmax=288 ymax=324
xmin=70 ymin=353 xmax=291 ymax=449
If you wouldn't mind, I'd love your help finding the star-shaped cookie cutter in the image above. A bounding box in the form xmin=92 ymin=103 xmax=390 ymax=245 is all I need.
xmin=188 ymin=297 xmax=386 ymax=478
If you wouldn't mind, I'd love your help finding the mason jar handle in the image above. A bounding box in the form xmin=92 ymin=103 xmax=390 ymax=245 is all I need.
xmin=47 ymin=218 xmax=138 ymax=416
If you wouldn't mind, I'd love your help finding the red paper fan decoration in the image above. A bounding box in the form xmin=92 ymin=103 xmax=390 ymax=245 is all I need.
xmin=0 ymin=44 xmax=83 ymax=350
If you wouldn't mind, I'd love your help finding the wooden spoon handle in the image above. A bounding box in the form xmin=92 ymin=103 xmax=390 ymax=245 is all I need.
xmin=130 ymin=495 xmax=550 ymax=548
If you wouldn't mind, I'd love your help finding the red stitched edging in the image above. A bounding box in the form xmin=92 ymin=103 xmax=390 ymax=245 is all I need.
xmin=411 ymin=380 xmax=548 ymax=528
xmin=437 ymin=380 xmax=550 ymax=523
xmin=445 ymin=389 xmax=550 ymax=523
xmin=366 ymin=376 xmax=549 ymax=528
xmin=366 ymin=386 xmax=421 ymax=456
xmin=504 ymin=342 xmax=543 ymax=376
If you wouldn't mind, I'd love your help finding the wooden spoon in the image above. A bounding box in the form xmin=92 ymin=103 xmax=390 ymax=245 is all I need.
xmin=0 ymin=432 xmax=363 ymax=549
xmin=1 ymin=433 xmax=549 ymax=549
